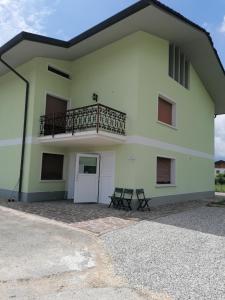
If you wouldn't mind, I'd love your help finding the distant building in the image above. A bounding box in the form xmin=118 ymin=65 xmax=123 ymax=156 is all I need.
xmin=215 ymin=161 xmax=225 ymax=175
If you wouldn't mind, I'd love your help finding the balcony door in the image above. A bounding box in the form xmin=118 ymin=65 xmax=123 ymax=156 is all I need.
xmin=74 ymin=154 xmax=100 ymax=203
xmin=45 ymin=94 xmax=68 ymax=135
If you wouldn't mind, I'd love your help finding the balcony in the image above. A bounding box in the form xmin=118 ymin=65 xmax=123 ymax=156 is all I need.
xmin=39 ymin=104 xmax=127 ymax=146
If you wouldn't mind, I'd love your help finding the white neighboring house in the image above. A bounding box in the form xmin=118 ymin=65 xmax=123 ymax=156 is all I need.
xmin=215 ymin=161 xmax=225 ymax=175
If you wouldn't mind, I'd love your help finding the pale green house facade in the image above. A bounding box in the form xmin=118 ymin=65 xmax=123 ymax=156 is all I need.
xmin=0 ymin=1 xmax=224 ymax=205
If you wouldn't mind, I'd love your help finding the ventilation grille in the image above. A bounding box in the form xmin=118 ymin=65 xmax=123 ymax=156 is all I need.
xmin=48 ymin=66 xmax=70 ymax=79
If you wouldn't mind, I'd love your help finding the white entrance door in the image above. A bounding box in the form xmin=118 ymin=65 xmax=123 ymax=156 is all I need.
xmin=99 ymin=152 xmax=115 ymax=204
xmin=74 ymin=154 xmax=100 ymax=203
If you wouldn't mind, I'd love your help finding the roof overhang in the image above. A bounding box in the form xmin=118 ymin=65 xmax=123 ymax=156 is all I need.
xmin=0 ymin=0 xmax=225 ymax=114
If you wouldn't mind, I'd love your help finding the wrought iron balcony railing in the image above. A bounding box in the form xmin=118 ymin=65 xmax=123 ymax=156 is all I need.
xmin=40 ymin=103 xmax=126 ymax=137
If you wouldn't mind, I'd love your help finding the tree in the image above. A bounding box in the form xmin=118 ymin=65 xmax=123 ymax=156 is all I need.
xmin=215 ymin=173 xmax=225 ymax=191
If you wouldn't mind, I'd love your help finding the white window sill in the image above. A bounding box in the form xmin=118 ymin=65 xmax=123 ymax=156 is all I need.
xmin=155 ymin=184 xmax=176 ymax=188
xmin=157 ymin=121 xmax=177 ymax=130
xmin=40 ymin=180 xmax=65 ymax=183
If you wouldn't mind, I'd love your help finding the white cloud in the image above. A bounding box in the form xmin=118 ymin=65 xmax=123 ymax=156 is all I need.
xmin=219 ymin=15 xmax=225 ymax=33
xmin=0 ymin=0 xmax=56 ymax=46
xmin=215 ymin=115 xmax=225 ymax=159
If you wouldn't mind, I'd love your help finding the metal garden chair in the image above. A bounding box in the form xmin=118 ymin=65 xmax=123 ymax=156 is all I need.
xmin=136 ymin=189 xmax=151 ymax=211
xmin=108 ymin=188 xmax=124 ymax=208
xmin=121 ymin=189 xmax=134 ymax=211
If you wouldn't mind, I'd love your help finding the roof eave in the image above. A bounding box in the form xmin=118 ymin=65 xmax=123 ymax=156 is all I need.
xmin=1 ymin=0 xmax=223 ymax=77
xmin=150 ymin=0 xmax=225 ymax=77
xmin=0 ymin=32 xmax=69 ymax=57
xmin=69 ymin=0 xmax=151 ymax=46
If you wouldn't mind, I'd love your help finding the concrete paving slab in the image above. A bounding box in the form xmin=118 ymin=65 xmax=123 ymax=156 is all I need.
xmin=70 ymin=217 xmax=138 ymax=235
xmin=0 ymin=210 xmax=96 ymax=282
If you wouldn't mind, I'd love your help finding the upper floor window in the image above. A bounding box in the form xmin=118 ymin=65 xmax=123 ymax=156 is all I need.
xmin=169 ymin=44 xmax=190 ymax=89
xmin=44 ymin=94 xmax=68 ymax=135
xmin=158 ymin=96 xmax=176 ymax=127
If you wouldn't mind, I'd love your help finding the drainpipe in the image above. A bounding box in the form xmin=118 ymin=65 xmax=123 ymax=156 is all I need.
xmin=0 ymin=57 xmax=30 ymax=202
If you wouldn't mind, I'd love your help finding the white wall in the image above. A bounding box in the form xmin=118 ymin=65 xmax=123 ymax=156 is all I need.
xmin=215 ymin=168 xmax=225 ymax=175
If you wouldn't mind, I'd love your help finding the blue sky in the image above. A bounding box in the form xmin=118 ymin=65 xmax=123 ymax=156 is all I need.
xmin=0 ymin=0 xmax=225 ymax=159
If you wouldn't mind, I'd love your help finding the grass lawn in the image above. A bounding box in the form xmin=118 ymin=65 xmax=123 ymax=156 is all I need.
xmin=215 ymin=185 xmax=225 ymax=192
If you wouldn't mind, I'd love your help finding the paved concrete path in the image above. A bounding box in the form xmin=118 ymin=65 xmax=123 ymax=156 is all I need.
xmin=215 ymin=192 xmax=225 ymax=197
xmin=0 ymin=207 xmax=150 ymax=300
xmin=103 ymin=206 xmax=225 ymax=300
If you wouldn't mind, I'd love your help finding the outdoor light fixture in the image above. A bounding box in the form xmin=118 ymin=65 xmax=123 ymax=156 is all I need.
xmin=92 ymin=93 xmax=98 ymax=102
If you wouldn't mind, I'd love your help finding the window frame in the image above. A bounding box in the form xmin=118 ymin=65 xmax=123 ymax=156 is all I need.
xmin=78 ymin=156 xmax=98 ymax=174
xmin=169 ymin=43 xmax=190 ymax=89
xmin=157 ymin=94 xmax=177 ymax=129
xmin=156 ymin=156 xmax=176 ymax=187
xmin=40 ymin=152 xmax=65 ymax=182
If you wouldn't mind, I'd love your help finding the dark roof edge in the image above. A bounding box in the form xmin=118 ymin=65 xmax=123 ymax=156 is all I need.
xmin=69 ymin=0 xmax=150 ymax=45
xmin=151 ymin=0 xmax=208 ymax=34
xmin=150 ymin=0 xmax=225 ymax=76
xmin=0 ymin=0 xmax=224 ymax=76
xmin=0 ymin=32 xmax=69 ymax=56
xmin=0 ymin=0 xmax=150 ymax=56
xmin=22 ymin=32 xmax=69 ymax=47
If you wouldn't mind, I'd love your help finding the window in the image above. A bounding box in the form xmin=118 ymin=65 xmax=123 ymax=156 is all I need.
xmin=41 ymin=153 xmax=64 ymax=180
xmin=44 ymin=95 xmax=68 ymax=135
xmin=45 ymin=95 xmax=68 ymax=115
xmin=48 ymin=66 xmax=70 ymax=79
xmin=169 ymin=43 xmax=190 ymax=89
xmin=158 ymin=96 xmax=176 ymax=127
xmin=78 ymin=157 xmax=98 ymax=174
xmin=157 ymin=157 xmax=175 ymax=185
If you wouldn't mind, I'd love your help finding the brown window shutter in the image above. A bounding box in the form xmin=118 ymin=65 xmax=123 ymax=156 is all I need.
xmin=41 ymin=153 xmax=64 ymax=180
xmin=158 ymin=97 xmax=172 ymax=125
xmin=45 ymin=95 xmax=68 ymax=115
xmin=45 ymin=95 xmax=68 ymax=135
xmin=157 ymin=157 xmax=171 ymax=184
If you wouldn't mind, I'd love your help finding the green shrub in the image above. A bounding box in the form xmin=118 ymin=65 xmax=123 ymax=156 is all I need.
xmin=215 ymin=173 xmax=225 ymax=185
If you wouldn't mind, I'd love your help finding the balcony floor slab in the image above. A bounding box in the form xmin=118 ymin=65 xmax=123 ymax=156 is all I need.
xmin=38 ymin=130 xmax=126 ymax=147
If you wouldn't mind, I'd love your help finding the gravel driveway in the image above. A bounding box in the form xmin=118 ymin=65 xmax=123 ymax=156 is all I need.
xmin=103 ymin=206 xmax=225 ymax=300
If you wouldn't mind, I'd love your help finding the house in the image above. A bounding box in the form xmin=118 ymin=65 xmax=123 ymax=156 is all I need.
xmin=0 ymin=0 xmax=224 ymax=205
xmin=215 ymin=161 xmax=225 ymax=175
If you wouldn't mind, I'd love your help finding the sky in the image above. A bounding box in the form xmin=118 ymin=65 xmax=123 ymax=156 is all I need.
xmin=0 ymin=0 xmax=225 ymax=159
